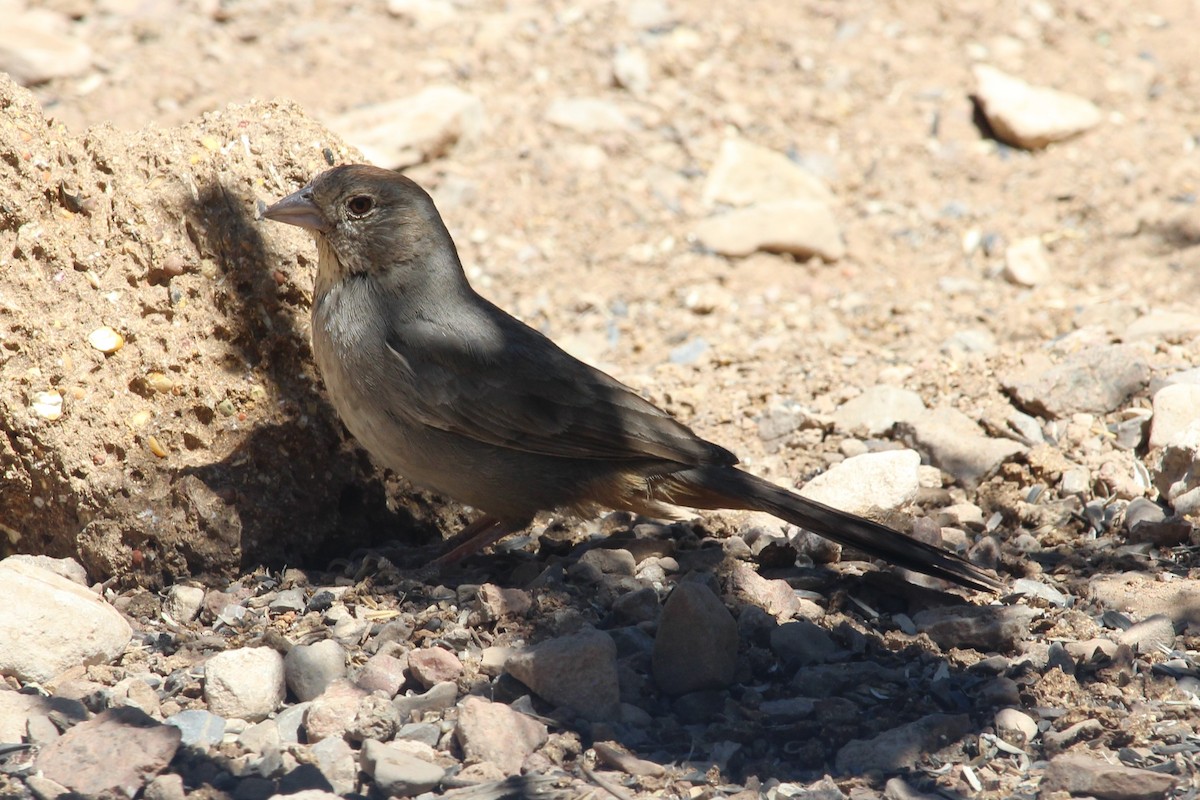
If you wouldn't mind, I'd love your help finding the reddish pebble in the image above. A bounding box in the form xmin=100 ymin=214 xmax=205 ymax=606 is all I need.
xmin=407 ymin=647 xmax=462 ymax=689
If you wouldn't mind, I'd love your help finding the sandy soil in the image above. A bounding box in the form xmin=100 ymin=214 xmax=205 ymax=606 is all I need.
xmin=2 ymin=0 xmax=1199 ymax=796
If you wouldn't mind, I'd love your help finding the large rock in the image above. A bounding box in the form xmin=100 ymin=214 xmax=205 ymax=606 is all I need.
xmin=0 ymin=75 xmax=438 ymax=585
xmin=0 ymin=557 xmax=131 ymax=682
xmin=35 ymin=708 xmax=181 ymax=797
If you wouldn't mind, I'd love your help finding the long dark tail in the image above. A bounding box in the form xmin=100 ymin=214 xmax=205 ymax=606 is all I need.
xmin=667 ymin=466 xmax=1002 ymax=592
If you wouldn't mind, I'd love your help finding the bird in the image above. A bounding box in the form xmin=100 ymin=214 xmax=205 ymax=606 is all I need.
xmin=261 ymin=164 xmax=1000 ymax=592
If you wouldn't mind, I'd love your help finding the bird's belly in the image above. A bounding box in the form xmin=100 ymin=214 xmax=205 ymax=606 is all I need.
xmin=311 ymin=326 xmax=560 ymax=518
xmin=308 ymin=291 xmax=637 ymax=521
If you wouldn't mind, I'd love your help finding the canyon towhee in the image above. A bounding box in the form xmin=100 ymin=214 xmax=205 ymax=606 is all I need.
xmin=262 ymin=164 xmax=999 ymax=591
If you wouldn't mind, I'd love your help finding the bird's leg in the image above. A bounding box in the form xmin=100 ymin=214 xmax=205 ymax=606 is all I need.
xmin=432 ymin=515 xmax=515 ymax=566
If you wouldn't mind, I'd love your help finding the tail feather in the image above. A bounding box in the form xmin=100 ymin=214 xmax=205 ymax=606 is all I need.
xmin=668 ymin=466 xmax=1002 ymax=593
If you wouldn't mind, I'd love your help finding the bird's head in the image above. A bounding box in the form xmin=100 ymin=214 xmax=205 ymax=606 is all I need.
xmin=262 ymin=164 xmax=462 ymax=285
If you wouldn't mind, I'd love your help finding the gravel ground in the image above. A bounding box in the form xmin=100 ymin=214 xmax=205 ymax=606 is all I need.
xmin=1 ymin=0 xmax=1200 ymax=798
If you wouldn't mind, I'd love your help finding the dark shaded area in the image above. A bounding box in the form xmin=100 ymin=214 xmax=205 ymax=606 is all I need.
xmin=428 ymin=535 xmax=1011 ymax=787
xmin=1138 ymin=217 xmax=1200 ymax=252
xmin=170 ymin=177 xmax=450 ymax=579
xmin=968 ymin=94 xmax=1004 ymax=147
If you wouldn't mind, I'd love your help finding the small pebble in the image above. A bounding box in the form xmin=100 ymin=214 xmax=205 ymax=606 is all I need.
xmin=87 ymin=326 xmax=125 ymax=354
xmin=30 ymin=390 xmax=63 ymax=420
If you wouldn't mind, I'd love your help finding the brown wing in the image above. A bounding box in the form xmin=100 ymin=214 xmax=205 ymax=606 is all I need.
xmin=384 ymin=306 xmax=736 ymax=468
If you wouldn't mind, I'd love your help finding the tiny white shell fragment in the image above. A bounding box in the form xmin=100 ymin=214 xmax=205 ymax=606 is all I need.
xmin=88 ymin=326 xmax=124 ymax=354
xmin=31 ymin=390 xmax=63 ymax=420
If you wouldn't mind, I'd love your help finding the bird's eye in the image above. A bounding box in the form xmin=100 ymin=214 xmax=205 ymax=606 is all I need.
xmin=346 ymin=195 xmax=375 ymax=217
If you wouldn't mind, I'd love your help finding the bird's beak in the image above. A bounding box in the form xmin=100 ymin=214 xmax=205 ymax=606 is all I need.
xmin=261 ymin=186 xmax=333 ymax=233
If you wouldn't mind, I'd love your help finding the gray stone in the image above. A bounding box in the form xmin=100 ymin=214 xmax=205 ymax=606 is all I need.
xmin=1009 ymin=578 xmax=1070 ymax=607
xmin=475 ymin=583 xmax=532 ymax=621
xmin=770 ymin=620 xmax=840 ymax=666
xmin=611 ymin=586 xmax=660 ymax=623
xmin=395 ymin=721 xmax=441 ymax=747
xmin=994 ymin=707 xmax=1038 ymax=746
xmin=25 ymin=713 xmax=60 ymax=747
xmin=1044 ymin=719 xmax=1104 ymax=757
xmin=834 ymin=713 xmax=971 ymax=774
xmin=0 ymin=690 xmax=85 ymax=743
xmin=164 ymin=709 xmax=226 ymax=747
xmin=269 ymin=587 xmax=307 ymax=613
xmin=1117 ymin=614 xmax=1176 ymax=654
xmin=1002 ymin=236 xmax=1052 ymax=286
xmin=505 ymin=627 xmax=620 ymax=720
xmin=1059 ymin=467 xmax=1090 ymax=496
xmin=883 ymin=777 xmax=942 ymax=800
xmin=385 ymin=0 xmax=456 ymax=27
xmin=1124 ymin=310 xmax=1200 ymax=342
xmin=1149 ymin=383 xmax=1200 ymax=449
xmin=310 ymin=736 xmax=357 ymax=795
xmin=724 ymin=563 xmax=801 ymax=618
xmin=780 ymin=777 xmax=847 ymax=800
xmin=275 ymin=702 xmax=310 ymax=744
xmin=913 ymin=605 xmax=1039 ymax=652
xmin=791 ymin=662 xmax=907 ymax=698
xmin=3 ymin=555 xmax=87 ymax=585
xmin=759 ymin=697 xmax=817 ymax=719
xmin=0 ymin=11 xmax=92 ymax=85
xmin=1002 ymin=344 xmax=1150 ymax=419
xmin=143 ymin=773 xmax=186 ymax=800
xmin=237 ymin=719 xmax=281 ymax=755
xmin=611 ymin=46 xmax=650 ymax=96
xmin=285 ymin=640 xmax=346 ymax=702
xmin=545 ymin=97 xmax=633 ymax=133
xmin=360 ymin=738 xmax=445 ymax=796
xmin=25 ymin=774 xmax=71 ymax=800
xmin=393 ymin=681 xmax=458 ymax=721
xmin=897 ymin=405 xmax=1026 ymax=488
xmin=624 ymin=0 xmax=676 ymax=29
xmin=578 ymin=548 xmax=636 ymax=576
xmin=164 ymin=585 xmax=205 ymax=622
xmin=346 ymin=693 xmax=402 ymax=744
xmin=652 ymin=582 xmax=737 ymax=695
xmin=942 ymin=327 xmax=997 ymax=356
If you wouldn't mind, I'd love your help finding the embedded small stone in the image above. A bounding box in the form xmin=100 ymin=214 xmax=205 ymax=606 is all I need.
xmin=87 ymin=326 xmax=124 ymax=354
